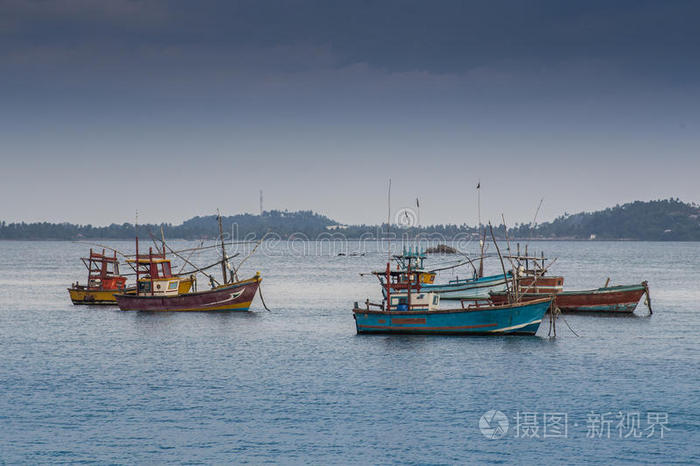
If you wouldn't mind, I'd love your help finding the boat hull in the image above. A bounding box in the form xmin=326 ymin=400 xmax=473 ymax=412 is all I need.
xmin=68 ymin=277 xmax=193 ymax=306
xmin=353 ymin=298 xmax=551 ymax=335
xmin=490 ymin=284 xmax=647 ymax=313
xmin=115 ymin=276 xmax=260 ymax=312
xmin=68 ymin=287 xmax=124 ymax=305
xmin=407 ymin=272 xmax=511 ymax=300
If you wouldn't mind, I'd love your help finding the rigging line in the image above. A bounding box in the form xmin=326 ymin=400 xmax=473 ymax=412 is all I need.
xmin=71 ymin=241 xmax=129 ymax=258
xmin=178 ymin=239 xmax=204 ymax=275
xmin=178 ymin=258 xmax=234 ymax=277
xmin=148 ymin=231 xmax=164 ymax=254
xmin=118 ymin=241 xmax=256 ymax=257
xmin=159 ymin=237 xmax=239 ymax=286
xmin=232 ymin=233 xmax=268 ymax=280
xmin=529 ymin=197 xmax=544 ymax=243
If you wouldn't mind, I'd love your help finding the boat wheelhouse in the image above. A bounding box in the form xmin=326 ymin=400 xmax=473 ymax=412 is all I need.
xmin=126 ymin=245 xmax=192 ymax=297
xmin=68 ymin=249 xmax=128 ymax=305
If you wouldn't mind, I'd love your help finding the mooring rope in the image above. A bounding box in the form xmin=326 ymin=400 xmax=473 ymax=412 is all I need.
xmin=257 ymin=283 xmax=272 ymax=312
xmin=559 ymin=311 xmax=580 ymax=337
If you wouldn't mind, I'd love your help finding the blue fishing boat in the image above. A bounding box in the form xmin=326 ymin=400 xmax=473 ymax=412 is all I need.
xmin=355 ymin=260 xmax=551 ymax=336
xmin=385 ymin=246 xmax=511 ymax=300
xmin=353 ymin=298 xmax=552 ymax=335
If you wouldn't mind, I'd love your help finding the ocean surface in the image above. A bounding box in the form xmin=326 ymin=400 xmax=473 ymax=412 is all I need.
xmin=0 ymin=240 xmax=698 ymax=464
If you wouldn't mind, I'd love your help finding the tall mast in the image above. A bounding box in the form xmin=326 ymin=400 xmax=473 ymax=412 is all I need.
xmin=477 ymin=180 xmax=484 ymax=278
xmin=477 ymin=179 xmax=481 ymax=231
xmin=217 ymin=209 xmax=228 ymax=284
xmin=387 ymin=178 xmax=392 ymax=263
xmin=160 ymin=225 xmax=166 ymax=256
xmin=135 ymin=211 xmax=140 ymax=294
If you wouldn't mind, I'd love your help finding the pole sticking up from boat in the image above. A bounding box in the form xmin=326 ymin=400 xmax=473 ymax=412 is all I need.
xmin=160 ymin=226 xmax=167 ymax=256
xmin=477 ymin=180 xmax=485 ymax=278
xmin=135 ymin=212 xmax=140 ymax=292
xmin=478 ymin=229 xmax=486 ymax=278
xmin=501 ymin=214 xmax=519 ymax=301
xmin=477 ymin=179 xmax=481 ymax=232
xmin=387 ymin=178 xmax=392 ymax=263
xmin=217 ymin=209 xmax=228 ymax=285
xmin=488 ymin=222 xmax=511 ymax=303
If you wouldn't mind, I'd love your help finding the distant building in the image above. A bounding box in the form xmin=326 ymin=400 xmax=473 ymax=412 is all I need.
xmin=589 ymin=234 xmax=596 ymax=240
xmin=326 ymin=224 xmax=348 ymax=231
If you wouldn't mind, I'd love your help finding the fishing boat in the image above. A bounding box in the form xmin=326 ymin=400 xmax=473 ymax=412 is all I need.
xmin=68 ymin=249 xmax=129 ymax=304
xmin=490 ymin=281 xmax=651 ymax=314
xmin=354 ymin=258 xmax=552 ymax=335
xmin=115 ymin=216 xmax=262 ymax=312
xmin=386 ymin=246 xmax=512 ymax=300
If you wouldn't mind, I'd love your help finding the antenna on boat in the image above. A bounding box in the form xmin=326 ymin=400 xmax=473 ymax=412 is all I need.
xmin=217 ymin=209 xmax=228 ymax=284
xmin=387 ymin=178 xmax=392 ymax=262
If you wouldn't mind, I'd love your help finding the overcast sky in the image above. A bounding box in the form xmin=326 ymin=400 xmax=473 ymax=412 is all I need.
xmin=1 ymin=0 xmax=698 ymax=226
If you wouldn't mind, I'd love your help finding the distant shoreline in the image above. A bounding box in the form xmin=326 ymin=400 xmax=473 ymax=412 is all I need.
xmin=0 ymin=238 xmax=696 ymax=243
xmin=2 ymin=198 xmax=698 ymax=241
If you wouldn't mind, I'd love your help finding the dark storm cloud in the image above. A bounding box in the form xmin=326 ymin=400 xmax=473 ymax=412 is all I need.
xmin=1 ymin=1 xmax=698 ymax=225
xmin=3 ymin=0 xmax=699 ymax=78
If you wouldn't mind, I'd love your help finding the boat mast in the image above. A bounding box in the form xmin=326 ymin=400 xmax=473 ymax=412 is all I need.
xmin=386 ymin=179 xmax=392 ymax=311
xmin=407 ymin=259 xmax=412 ymax=310
xmin=477 ymin=180 xmax=484 ymax=278
xmin=149 ymin=247 xmax=154 ymax=296
xmin=489 ymin=222 xmax=511 ymax=303
xmin=217 ymin=210 xmax=228 ymax=285
xmin=387 ymin=178 xmax=391 ymax=263
xmin=135 ymin=236 xmax=140 ymax=293
xmin=385 ymin=262 xmax=391 ymax=312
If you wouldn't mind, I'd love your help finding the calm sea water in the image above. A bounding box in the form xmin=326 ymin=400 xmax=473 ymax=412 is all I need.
xmin=0 ymin=240 xmax=698 ymax=464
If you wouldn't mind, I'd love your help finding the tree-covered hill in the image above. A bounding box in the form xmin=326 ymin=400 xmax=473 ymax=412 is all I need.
xmin=0 ymin=210 xmax=337 ymax=241
xmin=1 ymin=199 xmax=698 ymax=241
xmin=514 ymin=199 xmax=700 ymax=240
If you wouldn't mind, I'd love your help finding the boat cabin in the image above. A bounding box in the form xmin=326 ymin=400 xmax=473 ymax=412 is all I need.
xmin=374 ymin=261 xmax=440 ymax=312
xmin=388 ymin=290 xmax=440 ymax=312
xmin=393 ymin=246 xmax=436 ymax=284
xmin=79 ymin=249 xmax=127 ymax=291
xmin=127 ymin=245 xmax=183 ymax=297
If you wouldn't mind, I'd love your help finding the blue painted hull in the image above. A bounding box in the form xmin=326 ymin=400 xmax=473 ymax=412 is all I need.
xmin=353 ymin=298 xmax=551 ymax=335
xmin=416 ymin=272 xmax=511 ymax=300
